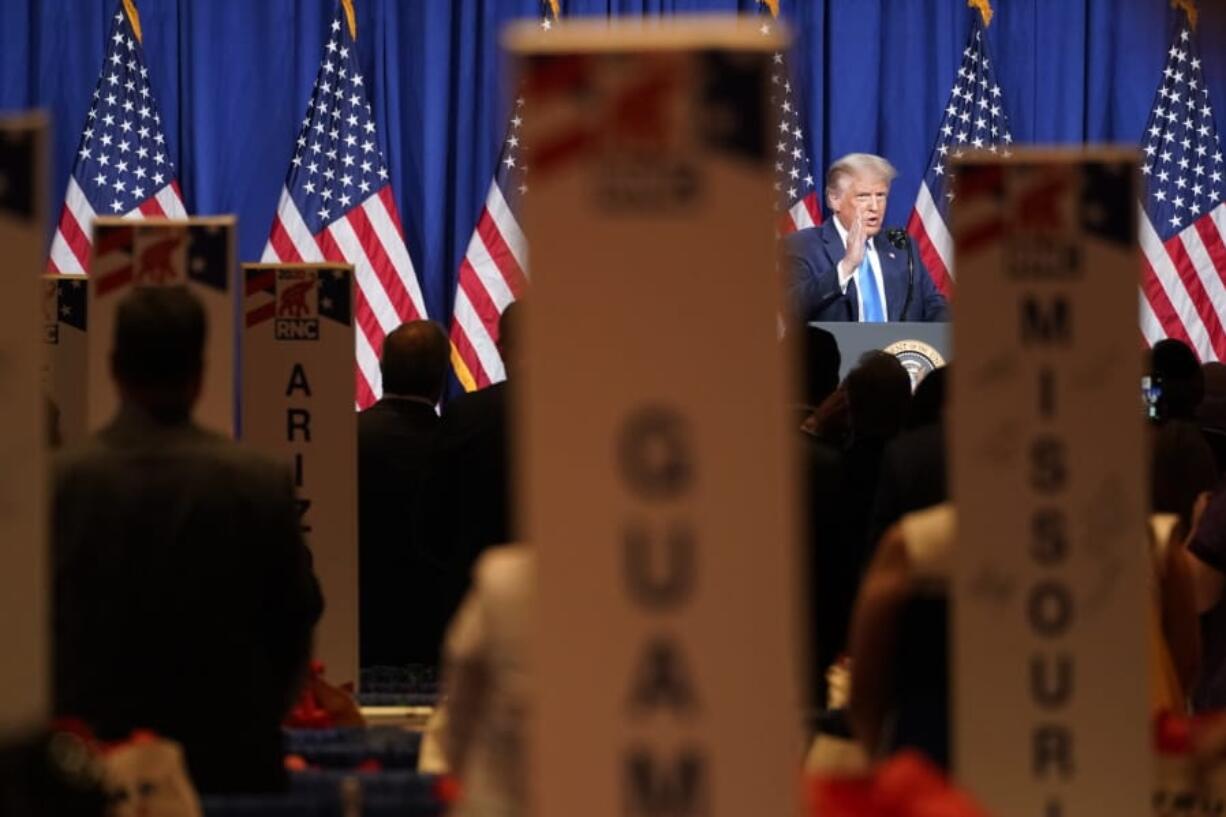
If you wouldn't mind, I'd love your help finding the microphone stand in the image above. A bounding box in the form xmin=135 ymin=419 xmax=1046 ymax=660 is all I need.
xmin=887 ymin=228 xmax=915 ymax=320
xmin=901 ymin=237 xmax=915 ymax=320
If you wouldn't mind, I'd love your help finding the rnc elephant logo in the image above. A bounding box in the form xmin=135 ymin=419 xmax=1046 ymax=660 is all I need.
xmin=275 ymin=269 xmax=320 ymax=340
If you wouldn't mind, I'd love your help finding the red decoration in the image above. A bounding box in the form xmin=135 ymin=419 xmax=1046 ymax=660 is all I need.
xmin=810 ymin=752 xmax=992 ymax=817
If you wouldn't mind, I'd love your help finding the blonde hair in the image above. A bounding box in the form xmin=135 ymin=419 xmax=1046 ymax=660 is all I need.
xmin=825 ymin=153 xmax=898 ymax=200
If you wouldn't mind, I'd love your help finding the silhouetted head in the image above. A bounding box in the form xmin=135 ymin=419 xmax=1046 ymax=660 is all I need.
xmin=110 ymin=286 xmax=205 ymax=424
xmin=1150 ymin=338 xmax=1204 ymax=421
xmin=846 ymin=351 xmax=912 ymax=439
xmin=380 ymin=320 xmax=450 ymax=403
xmin=800 ymin=325 xmax=841 ymax=409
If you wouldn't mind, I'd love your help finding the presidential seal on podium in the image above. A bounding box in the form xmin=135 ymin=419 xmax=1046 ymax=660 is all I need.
xmin=884 ymin=339 xmax=946 ymax=390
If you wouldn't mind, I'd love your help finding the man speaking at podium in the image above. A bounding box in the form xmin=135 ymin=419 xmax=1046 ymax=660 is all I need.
xmin=785 ymin=153 xmax=948 ymax=323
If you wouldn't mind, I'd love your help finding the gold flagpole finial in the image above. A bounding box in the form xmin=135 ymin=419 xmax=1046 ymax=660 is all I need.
xmin=1172 ymin=0 xmax=1199 ymax=30
xmin=341 ymin=0 xmax=358 ymax=39
xmin=122 ymin=0 xmax=143 ymax=43
xmin=545 ymin=0 xmax=560 ymax=20
xmin=968 ymin=0 xmax=993 ymax=27
xmin=759 ymin=0 xmax=781 ymax=19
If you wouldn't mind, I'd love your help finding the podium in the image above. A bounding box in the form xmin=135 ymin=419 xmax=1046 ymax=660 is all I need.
xmin=811 ymin=321 xmax=951 ymax=385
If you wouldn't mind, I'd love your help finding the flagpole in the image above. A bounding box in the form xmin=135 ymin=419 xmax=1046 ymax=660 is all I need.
xmin=1171 ymin=0 xmax=1198 ymax=31
xmin=968 ymin=0 xmax=993 ymax=28
xmin=341 ymin=0 xmax=358 ymax=39
xmin=121 ymin=0 xmax=143 ymax=43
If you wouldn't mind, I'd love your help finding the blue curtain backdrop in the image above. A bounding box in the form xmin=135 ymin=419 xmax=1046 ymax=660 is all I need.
xmin=2 ymin=0 xmax=1224 ymax=326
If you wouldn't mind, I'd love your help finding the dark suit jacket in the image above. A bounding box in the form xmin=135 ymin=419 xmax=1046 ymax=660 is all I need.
xmin=805 ymin=430 xmax=894 ymax=710
xmin=784 ymin=219 xmax=949 ymax=323
xmin=865 ymin=423 xmax=950 ymax=768
xmin=357 ymin=397 xmax=441 ymax=668
xmin=415 ymin=382 xmax=512 ymax=648
xmin=52 ymin=405 xmax=323 ymax=795
xmin=867 ymin=423 xmax=948 ymax=553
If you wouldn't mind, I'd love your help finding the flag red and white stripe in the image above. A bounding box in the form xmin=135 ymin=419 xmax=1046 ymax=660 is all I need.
xmin=448 ymin=5 xmax=554 ymax=393
xmin=1137 ymin=21 xmax=1226 ymax=360
xmin=262 ymin=5 xmax=427 ymax=407
xmin=760 ymin=6 xmax=820 ymax=236
xmin=449 ymin=177 xmax=528 ymax=391
xmin=906 ymin=14 xmax=1014 ymax=297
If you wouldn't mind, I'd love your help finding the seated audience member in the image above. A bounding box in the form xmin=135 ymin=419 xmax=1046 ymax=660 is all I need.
xmin=358 ymin=320 xmax=450 ymax=668
xmin=1180 ymin=479 xmax=1226 ymax=711
xmin=416 ymin=303 xmax=521 ymax=650
xmin=1150 ymin=338 xmax=1205 ymax=423
xmin=52 ymin=287 xmax=323 ymax=794
xmin=868 ymin=366 xmax=949 ymax=550
xmin=1149 ymin=339 xmax=1226 ymax=474
xmin=849 ymin=505 xmax=952 ymax=767
xmin=805 ymin=351 xmax=911 ymax=710
xmin=438 ymin=545 xmax=533 ymax=817
xmin=1198 ymin=362 xmax=1226 ymax=431
xmin=1150 ymin=421 xmax=1217 ymax=704
xmin=850 ymin=494 xmax=1205 ymax=767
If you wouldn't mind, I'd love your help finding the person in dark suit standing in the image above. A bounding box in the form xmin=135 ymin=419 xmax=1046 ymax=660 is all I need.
xmin=358 ymin=320 xmax=449 ymax=668
xmin=51 ymin=287 xmax=323 ymax=795
xmin=804 ymin=352 xmax=912 ymax=711
xmin=784 ymin=153 xmax=948 ymax=323
xmin=416 ymin=304 xmax=521 ymax=650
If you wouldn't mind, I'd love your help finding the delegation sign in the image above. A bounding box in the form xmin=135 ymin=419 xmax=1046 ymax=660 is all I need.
xmin=242 ymin=263 xmax=359 ymax=686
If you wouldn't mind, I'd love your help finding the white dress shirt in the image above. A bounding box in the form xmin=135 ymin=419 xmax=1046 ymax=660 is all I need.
xmin=833 ymin=217 xmax=890 ymax=322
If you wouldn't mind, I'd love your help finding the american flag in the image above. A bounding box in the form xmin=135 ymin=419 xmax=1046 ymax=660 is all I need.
xmin=448 ymin=4 xmax=551 ymax=392
xmin=907 ymin=8 xmax=1014 ymax=297
xmin=262 ymin=0 xmax=427 ymax=408
xmin=46 ymin=0 xmax=187 ymax=276
xmin=759 ymin=1 xmax=819 ymax=235
xmin=1138 ymin=18 xmax=1226 ymax=360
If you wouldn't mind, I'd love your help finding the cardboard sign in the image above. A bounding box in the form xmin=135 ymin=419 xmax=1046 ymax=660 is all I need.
xmin=87 ymin=218 xmax=236 ymax=436
xmin=0 ymin=114 xmax=48 ymax=733
xmin=950 ymin=151 xmax=1150 ymax=816
xmin=510 ymin=21 xmax=801 ymax=817
xmin=42 ymin=276 xmax=89 ymax=446
xmin=242 ymin=264 xmax=358 ymax=685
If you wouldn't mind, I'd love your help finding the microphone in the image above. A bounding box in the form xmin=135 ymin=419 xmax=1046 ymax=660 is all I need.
xmin=885 ymin=228 xmax=915 ymax=320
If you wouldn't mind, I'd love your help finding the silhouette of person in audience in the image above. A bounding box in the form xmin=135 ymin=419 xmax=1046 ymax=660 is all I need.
xmin=358 ymin=320 xmax=450 ymax=669
xmin=416 ymin=303 xmax=521 ymax=665
xmin=51 ymin=286 xmax=323 ymax=794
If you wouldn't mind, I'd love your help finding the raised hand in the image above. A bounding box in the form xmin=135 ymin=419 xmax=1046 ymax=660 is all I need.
xmin=839 ymin=213 xmax=867 ymax=285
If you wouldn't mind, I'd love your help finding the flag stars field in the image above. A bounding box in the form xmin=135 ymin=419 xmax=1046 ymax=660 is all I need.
xmin=47 ymin=1 xmax=186 ymax=275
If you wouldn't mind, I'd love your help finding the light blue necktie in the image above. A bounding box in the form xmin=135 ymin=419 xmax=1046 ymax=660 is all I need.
xmin=857 ymin=244 xmax=885 ymax=322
